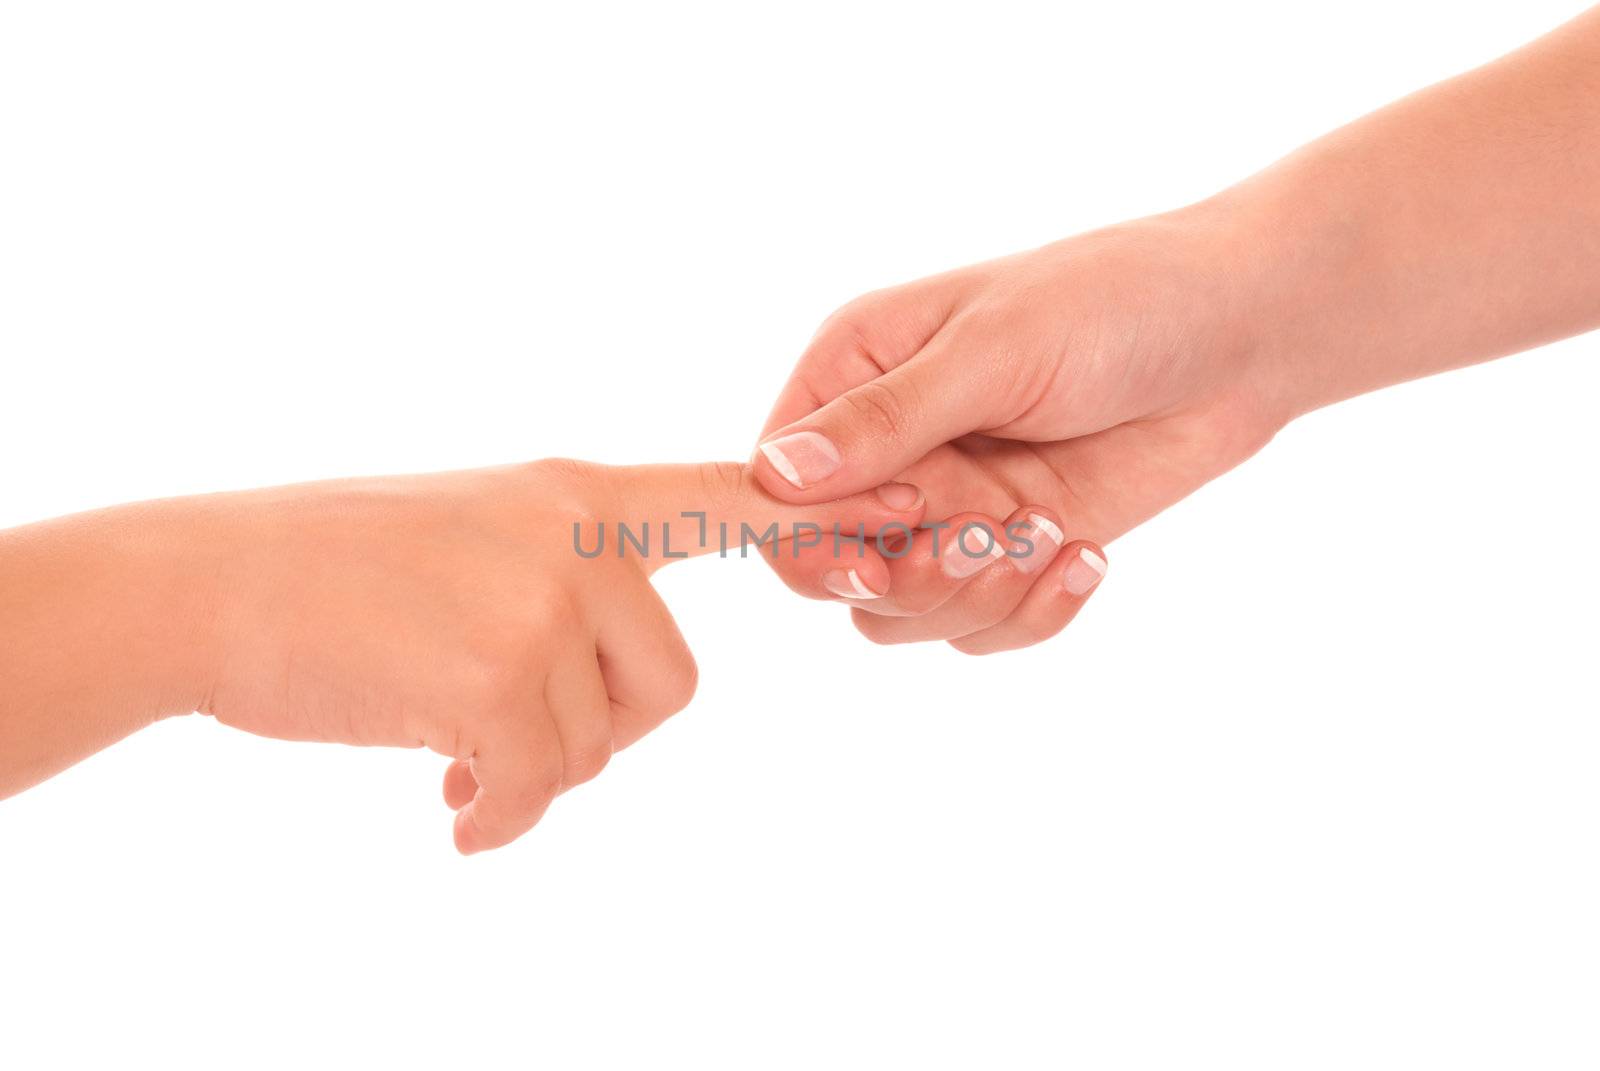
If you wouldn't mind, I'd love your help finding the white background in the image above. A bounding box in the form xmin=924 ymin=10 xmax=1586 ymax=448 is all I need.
xmin=3 ymin=1 xmax=1598 ymax=1067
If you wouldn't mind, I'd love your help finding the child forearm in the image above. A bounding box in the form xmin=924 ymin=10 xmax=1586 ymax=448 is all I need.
xmin=0 ymin=500 xmax=219 ymax=797
xmin=0 ymin=461 xmax=928 ymax=848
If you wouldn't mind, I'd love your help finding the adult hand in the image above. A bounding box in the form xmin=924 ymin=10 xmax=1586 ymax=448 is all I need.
xmin=753 ymin=7 xmax=1600 ymax=655
xmin=752 ymin=209 xmax=1286 ymax=654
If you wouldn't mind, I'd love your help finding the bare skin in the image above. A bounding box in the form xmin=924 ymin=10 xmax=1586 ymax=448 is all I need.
xmin=3 ymin=8 xmax=1598 ymax=850
xmin=753 ymin=5 xmax=1600 ymax=653
xmin=0 ymin=461 xmax=927 ymax=852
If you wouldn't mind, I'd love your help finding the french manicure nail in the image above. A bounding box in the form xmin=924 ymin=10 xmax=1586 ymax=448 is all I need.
xmin=759 ymin=431 xmax=841 ymax=489
xmin=1063 ymin=547 xmax=1108 ymax=595
xmin=1009 ymin=512 xmax=1065 ymax=574
xmin=822 ymin=568 xmax=883 ymax=599
xmin=876 ymin=482 xmax=923 ymax=511
xmin=943 ymin=523 xmax=1008 ymax=580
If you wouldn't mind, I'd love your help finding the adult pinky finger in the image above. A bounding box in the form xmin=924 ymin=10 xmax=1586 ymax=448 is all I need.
xmin=947 ymin=542 xmax=1108 ymax=656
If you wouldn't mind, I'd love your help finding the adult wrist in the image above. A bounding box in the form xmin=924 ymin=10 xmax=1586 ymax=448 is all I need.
xmin=1191 ymin=143 xmax=1440 ymax=425
xmin=1124 ymin=194 xmax=1313 ymax=436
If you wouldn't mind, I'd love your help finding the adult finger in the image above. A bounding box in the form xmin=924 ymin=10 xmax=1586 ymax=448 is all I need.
xmin=949 ymin=541 xmax=1108 ymax=656
xmin=753 ymin=334 xmax=1000 ymax=504
xmin=602 ymin=461 xmax=925 ymax=575
xmin=848 ymin=511 xmax=1011 ymax=620
xmin=850 ymin=507 xmax=1068 ymax=642
xmin=759 ymin=533 xmax=897 ymax=602
xmin=757 ymin=276 xmax=974 ymax=438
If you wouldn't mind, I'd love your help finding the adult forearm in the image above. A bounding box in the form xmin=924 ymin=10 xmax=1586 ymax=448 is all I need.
xmin=1218 ymin=4 xmax=1600 ymax=418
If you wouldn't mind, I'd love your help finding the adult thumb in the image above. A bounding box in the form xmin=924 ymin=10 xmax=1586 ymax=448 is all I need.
xmin=753 ymin=347 xmax=982 ymax=503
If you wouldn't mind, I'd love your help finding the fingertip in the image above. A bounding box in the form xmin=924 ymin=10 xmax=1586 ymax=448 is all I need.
xmin=935 ymin=511 xmax=1011 ymax=581
xmin=452 ymin=805 xmax=483 ymax=855
xmin=1062 ymin=542 xmax=1108 ymax=597
xmin=749 ymin=452 xmax=801 ymax=502
xmin=821 ymin=560 xmax=890 ymax=601
xmin=854 ymin=510 xmax=1009 ymax=618
xmin=442 ymin=758 xmax=477 ymax=810
xmin=754 ymin=431 xmax=841 ymax=497
xmin=451 ymin=793 xmax=551 ymax=856
xmin=905 ymin=531 xmax=1104 ymax=656
xmin=875 ymin=481 xmax=923 ymax=512
xmin=869 ymin=483 xmax=927 ymax=537
xmin=752 ymin=431 xmax=926 ymax=511
xmin=1002 ymin=505 xmax=1067 ymax=576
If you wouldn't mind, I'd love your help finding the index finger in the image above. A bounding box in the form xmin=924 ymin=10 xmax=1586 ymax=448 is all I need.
xmin=599 ymin=462 xmax=926 ymax=575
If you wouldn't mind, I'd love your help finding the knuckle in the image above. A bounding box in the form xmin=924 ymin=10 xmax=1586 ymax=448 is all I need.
xmin=1024 ymin=617 xmax=1062 ymax=643
xmin=947 ymin=636 xmax=995 ymax=656
xmin=524 ymin=455 xmax=605 ymax=491
xmin=1016 ymin=614 xmax=1063 ymax=648
xmin=522 ymin=457 xmax=615 ymax=527
xmin=654 ymin=646 xmax=700 ymax=720
xmin=562 ymin=738 xmax=613 ymax=788
xmin=518 ymin=765 xmax=564 ymax=811
xmin=530 ymin=583 xmax=583 ymax=632
xmin=841 ymin=378 xmax=915 ymax=443
xmin=463 ymin=604 xmax=581 ymax=713
xmin=463 ymin=654 xmax=530 ymax=714
xmin=434 ymin=724 xmax=469 ymax=764
xmin=1021 ymin=611 xmax=1056 ymax=640
xmin=970 ymin=593 xmax=1016 ymax=634
xmin=818 ymin=299 xmax=880 ymax=351
xmin=851 ymin=610 xmax=907 ymax=646
xmin=696 ymin=460 xmax=753 ymax=504
xmin=889 ymin=584 xmax=943 ymax=616
xmin=515 ymin=585 xmax=585 ymax=652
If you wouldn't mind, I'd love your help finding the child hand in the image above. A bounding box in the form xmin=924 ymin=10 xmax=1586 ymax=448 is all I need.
xmin=0 ymin=460 xmax=924 ymax=852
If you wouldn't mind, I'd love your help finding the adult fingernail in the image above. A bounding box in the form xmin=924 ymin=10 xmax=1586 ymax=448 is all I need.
xmin=759 ymin=431 xmax=840 ymax=489
xmin=943 ymin=522 xmax=1007 ymax=579
xmin=1063 ymin=547 xmax=1108 ymax=595
xmin=1009 ymin=512 xmax=1065 ymax=574
xmin=822 ymin=568 xmax=883 ymax=599
xmin=876 ymin=482 xmax=923 ymax=511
